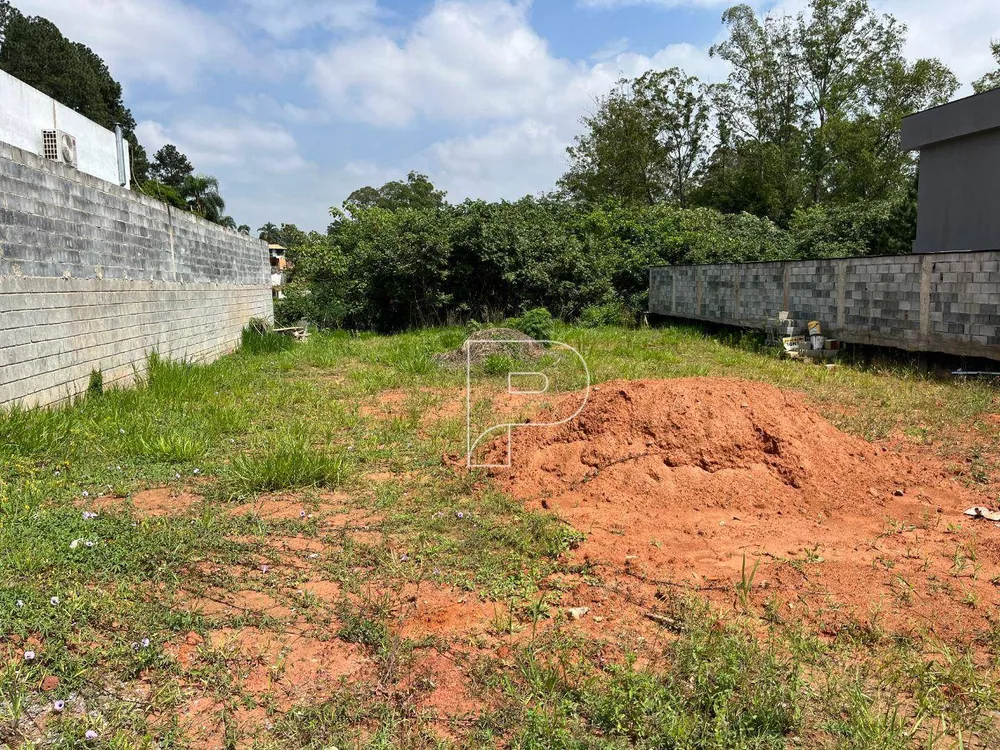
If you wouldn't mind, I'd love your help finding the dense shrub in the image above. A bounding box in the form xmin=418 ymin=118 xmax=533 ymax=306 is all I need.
xmin=788 ymin=196 xmax=916 ymax=259
xmin=285 ymin=195 xmax=910 ymax=332
xmin=506 ymin=307 xmax=555 ymax=342
xmin=579 ymin=302 xmax=636 ymax=328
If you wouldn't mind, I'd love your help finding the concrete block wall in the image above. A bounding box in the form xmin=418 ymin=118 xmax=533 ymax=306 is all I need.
xmin=649 ymin=251 xmax=1000 ymax=360
xmin=0 ymin=141 xmax=273 ymax=408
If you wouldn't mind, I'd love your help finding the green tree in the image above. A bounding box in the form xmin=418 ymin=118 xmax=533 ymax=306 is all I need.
xmin=343 ymin=171 xmax=447 ymax=214
xmin=180 ymin=174 xmax=226 ymax=223
xmin=258 ymin=223 xmax=280 ymax=243
xmin=560 ymin=79 xmax=668 ymax=206
xmin=149 ymin=144 xmax=194 ymax=188
xmin=706 ymin=5 xmax=805 ymax=223
xmin=973 ymin=41 xmax=1000 ymax=93
xmin=794 ymin=0 xmax=956 ymax=203
xmin=701 ymin=0 xmax=956 ymax=221
xmin=140 ymin=180 xmax=185 ymax=209
xmin=633 ymin=68 xmax=711 ymax=207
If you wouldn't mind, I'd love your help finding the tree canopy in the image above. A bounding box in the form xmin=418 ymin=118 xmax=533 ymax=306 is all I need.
xmin=973 ymin=41 xmax=1000 ymax=94
xmin=563 ymin=0 xmax=958 ymax=226
xmin=343 ymin=171 xmax=447 ymax=215
xmin=149 ymin=145 xmax=194 ymax=188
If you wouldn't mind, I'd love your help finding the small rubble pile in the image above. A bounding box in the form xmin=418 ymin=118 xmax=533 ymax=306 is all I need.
xmin=434 ymin=328 xmax=544 ymax=368
xmin=765 ymin=312 xmax=839 ymax=364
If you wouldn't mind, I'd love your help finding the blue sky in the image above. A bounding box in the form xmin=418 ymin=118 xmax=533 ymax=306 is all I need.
xmin=12 ymin=0 xmax=1000 ymax=232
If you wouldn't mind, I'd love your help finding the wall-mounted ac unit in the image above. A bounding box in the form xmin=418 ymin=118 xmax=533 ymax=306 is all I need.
xmin=41 ymin=129 xmax=78 ymax=168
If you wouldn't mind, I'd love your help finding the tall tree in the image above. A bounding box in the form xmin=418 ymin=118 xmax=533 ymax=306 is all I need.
xmin=973 ymin=41 xmax=1000 ymax=94
xmin=149 ymin=144 xmax=194 ymax=188
xmin=560 ymin=80 xmax=664 ymax=205
xmin=343 ymin=171 xmax=447 ymax=215
xmin=700 ymin=0 xmax=956 ymax=222
xmin=258 ymin=223 xmax=280 ymax=243
xmin=633 ymin=69 xmax=711 ymax=207
xmin=707 ymin=5 xmax=805 ymax=223
xmin=794 ymin=0 xmax=955 ymax=203
xmin=180 ymin=175 xmax=226 ymax=223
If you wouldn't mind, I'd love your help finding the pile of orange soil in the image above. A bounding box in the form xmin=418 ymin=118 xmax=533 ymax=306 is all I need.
xmin=490 ymin=378 xmax=1000 ymax=641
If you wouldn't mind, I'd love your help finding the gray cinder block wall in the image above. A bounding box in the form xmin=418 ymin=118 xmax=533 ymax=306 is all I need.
xmin=0 ymin=141 xmax=273 ymax=408
xmin=650 ymin=252 xmax=1000 ymax=360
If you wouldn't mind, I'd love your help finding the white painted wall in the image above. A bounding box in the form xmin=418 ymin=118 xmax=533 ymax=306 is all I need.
xmin=0 ymin=68 xmax=130 ymax=187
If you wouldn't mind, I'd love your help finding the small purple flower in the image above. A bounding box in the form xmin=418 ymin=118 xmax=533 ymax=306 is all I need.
xmin=81 ymin=491 xmax=89 ymax=498
xmin=400 ymin=553 xmax=410 ymax=562
xmin=141 ymin=638 xmax=150 ymax=648
xmin=85 ymin=540 xmax=95 ymax=548
xmin=50 ymin=596 xmax=59 ymax=606
xmin=261 ymin=564 xmax=269 ymax=574
xmin=82 ymin=511 xmax=97 ymax=520
xmin=131 ymin=641 xmax=140 ymax=651
xmin=456 ymin=511 xmax=465 ymax=519
xmin=24 ymin=650 xmax=35 ymax=660
xmin=85 ymin=729 xmax=98 ymax=740
xmin=53 ymin=700 xmax=65 ymax=712
xmin=299 ymin=510 xmax=306 ymax=518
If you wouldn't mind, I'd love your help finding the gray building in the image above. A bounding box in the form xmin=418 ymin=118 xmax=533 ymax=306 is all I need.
xmin=902 ymin=87 xmax=1000 ymax=254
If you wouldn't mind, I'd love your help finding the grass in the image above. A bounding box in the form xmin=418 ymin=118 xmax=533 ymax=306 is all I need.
xmin=1 ymin=322 xmax=999 ymax=747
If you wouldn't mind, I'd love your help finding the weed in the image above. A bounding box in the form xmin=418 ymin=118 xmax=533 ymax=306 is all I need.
xmin=222 ymin=444 xmax=348 ymax=498
xmin=87 ymin=368 xmax=104 ymax=397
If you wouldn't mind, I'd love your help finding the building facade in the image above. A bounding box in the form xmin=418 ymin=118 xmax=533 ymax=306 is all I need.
xmin=902 ymin=87 xmax=1000 ymax=254
xmin=0 ymin=68 xmax=131 ymax=188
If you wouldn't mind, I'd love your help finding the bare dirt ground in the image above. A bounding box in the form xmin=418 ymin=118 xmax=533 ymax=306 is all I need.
xmin=43 ymin=376 xmax=1000 ymax=746
xmin=487 ymin=377 xmax=1000 ymax=643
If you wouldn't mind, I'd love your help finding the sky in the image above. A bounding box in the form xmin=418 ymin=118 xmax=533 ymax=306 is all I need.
xmin=11 ymin=0 xmax=1000 ymax=231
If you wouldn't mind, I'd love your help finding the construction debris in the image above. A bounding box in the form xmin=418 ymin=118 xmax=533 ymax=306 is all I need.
xmin=964 ymin=506 xmax=1000 ymax=522
xmin=273 ymin=326 xmax=309 ymax=341
xmin=766 ymin=312 xmax=839 ymax=364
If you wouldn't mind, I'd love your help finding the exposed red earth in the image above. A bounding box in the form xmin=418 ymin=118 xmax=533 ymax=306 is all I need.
xmin=486 ymin=378 xmax=1000 ymax=642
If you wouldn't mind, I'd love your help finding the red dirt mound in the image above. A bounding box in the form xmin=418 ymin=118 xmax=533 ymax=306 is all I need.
xmin=491 ymin=378 xmax=1000 ymax=642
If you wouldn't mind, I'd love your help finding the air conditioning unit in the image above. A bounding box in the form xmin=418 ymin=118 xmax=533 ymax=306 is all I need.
xmin=41 ymin=129 xmax=78 ymax=168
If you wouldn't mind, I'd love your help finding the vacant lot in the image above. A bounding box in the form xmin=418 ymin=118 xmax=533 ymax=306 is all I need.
xmin=2 ymin=324 xmax=1000 ymax=749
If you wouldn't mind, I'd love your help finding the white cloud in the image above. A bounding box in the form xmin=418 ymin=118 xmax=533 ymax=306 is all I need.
xmin=423 ymin=119 xmax=568 ymax=200
xmin=578 ymin=0 xmax=731 ymax=7
xmin=313 ymin=0 xmax=581 ymax=126
xmin=878 ymin=0 xmax=1000 ymax=93
xmin=302 ymin=0 xmax=732 ymax=223
xmin=12 ymin=0 xmax=252 ymax=93
xmin=136 ymin=114 xmax=308 ymax=175
xmin=312 ymin=0 xmax=727 ymax=128
xmin=239 ymin=0 xmax=381 ymax=38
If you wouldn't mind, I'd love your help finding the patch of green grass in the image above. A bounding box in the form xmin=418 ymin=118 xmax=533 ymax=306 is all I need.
xmin=222 ymin=444 xmax=349 ymax=498
xmin=2 ymin=322 xmax=1000 ymax=747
